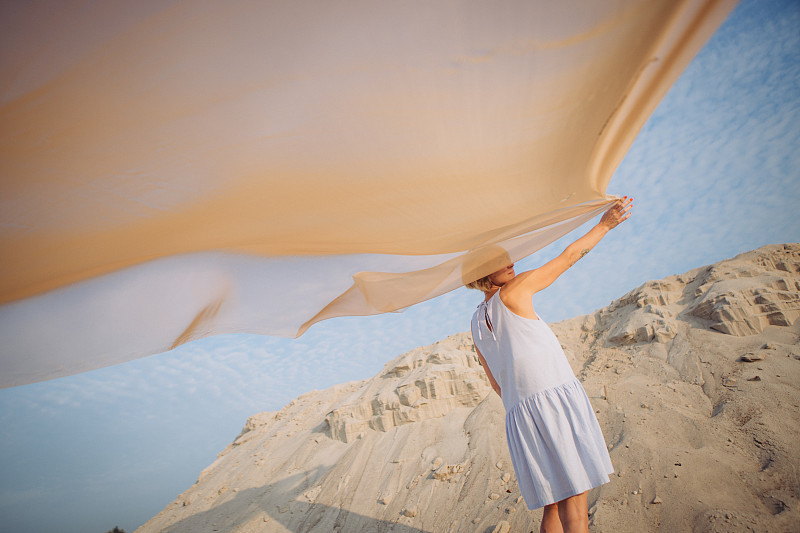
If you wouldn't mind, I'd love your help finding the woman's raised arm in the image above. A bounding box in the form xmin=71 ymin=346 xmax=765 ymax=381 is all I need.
xmin=501 ymin=197 xmax=632 ymax=313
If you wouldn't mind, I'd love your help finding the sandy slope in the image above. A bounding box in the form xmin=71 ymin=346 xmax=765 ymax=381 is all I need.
xmin=137 ymin=244 xmax=800 ymax=533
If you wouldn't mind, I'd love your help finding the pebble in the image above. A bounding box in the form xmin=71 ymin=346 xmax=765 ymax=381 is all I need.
xmin=740 ymin=352 xmax=764 ymax=362
xmin=501 ymin=473 xmax=511 ymax=483
xmin=402 ymin=506 xmax=418 ymax=518
xmin=496 ymin=461 xmax=504 ymax=470
xmin=489 ymin=493 xmax=501 ymax=500
xmin=516 ymin=496 xmax=524 ymax=504
xmin=652 ymin=495 xmax=662 ymax=504
xmin=431 ymin=457 xmax=443 ymax=469
xmin=747 ymin=376 xmax=761 ymax=382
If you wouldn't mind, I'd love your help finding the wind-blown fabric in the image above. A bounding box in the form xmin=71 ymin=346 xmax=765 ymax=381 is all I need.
xmin=0 ymin=0 xmax=736 ymax=387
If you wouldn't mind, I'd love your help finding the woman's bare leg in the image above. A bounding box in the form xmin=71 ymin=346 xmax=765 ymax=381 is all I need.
xmin=540 ymin=503 xmax=563 ymax=533
xmin=556 ymin=491 xmax=589 ymax=533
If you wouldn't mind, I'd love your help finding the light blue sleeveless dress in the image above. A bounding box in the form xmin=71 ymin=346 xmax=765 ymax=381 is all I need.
xmin=471 ymin=291 xmax=613 ymax=509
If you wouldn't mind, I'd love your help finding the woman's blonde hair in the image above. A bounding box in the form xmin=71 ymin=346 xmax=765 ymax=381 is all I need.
xmin=465 ymin=275 xmax=495 ymax=293
xmin=461 ymin=245 xmax=511 ymax=294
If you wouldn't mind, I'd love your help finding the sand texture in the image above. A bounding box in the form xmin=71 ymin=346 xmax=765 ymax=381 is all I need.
xmin=137 ymin=244 xmax=800 ymax=533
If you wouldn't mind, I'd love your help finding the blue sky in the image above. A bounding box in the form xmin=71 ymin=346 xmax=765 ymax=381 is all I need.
xmin=1 ymin=1 xmax=799 ymax=531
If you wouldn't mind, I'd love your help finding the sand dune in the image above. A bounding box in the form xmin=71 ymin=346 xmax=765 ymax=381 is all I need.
xmin=137 ymin=244 xmax=800 ymax=532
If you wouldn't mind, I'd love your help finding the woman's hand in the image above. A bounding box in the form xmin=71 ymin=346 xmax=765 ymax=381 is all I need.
xmin=599 ymin=196 xmax=632 ymax=230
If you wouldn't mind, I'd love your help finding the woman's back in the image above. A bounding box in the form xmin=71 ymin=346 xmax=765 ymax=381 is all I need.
xmin=471 ymin=291 xmax=575 ymax=412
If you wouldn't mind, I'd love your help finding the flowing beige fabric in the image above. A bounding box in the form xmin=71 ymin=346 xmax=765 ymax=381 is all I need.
xmin=0 ymin=0 xmax=736 ymax=387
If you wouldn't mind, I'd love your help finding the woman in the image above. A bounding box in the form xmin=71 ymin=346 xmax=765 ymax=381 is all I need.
xmin=468 ymin=197 xmax=632 ymax=533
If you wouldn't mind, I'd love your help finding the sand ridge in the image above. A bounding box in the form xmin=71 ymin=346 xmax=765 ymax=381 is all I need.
xmin=137 ymin=244 xmax=800 ymax=532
